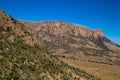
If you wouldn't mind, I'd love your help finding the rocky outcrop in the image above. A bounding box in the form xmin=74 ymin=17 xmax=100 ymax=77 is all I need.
xmin=0 ymin=9 xmax=35 ymax=46
xmin=21 ymin=20 xmax=120 ymax=65
xmin=21 ymin=20 xmax=104 ymax=39
xmin=0 ymin=9 xmax=13 ymax=31
xmin=93 ymin=29 xmax=104 ymax=39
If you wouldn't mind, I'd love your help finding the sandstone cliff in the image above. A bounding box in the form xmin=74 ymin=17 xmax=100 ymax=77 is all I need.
xmin=21 ymin=20 xmax=120 ymax=65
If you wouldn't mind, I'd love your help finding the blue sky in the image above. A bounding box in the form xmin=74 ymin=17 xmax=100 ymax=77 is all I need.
xmin=0 ymin=0 xmax=120 ymax=45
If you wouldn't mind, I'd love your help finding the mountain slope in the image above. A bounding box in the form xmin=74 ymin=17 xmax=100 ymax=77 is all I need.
xmin=21 ymin=20 xmax=120 ymax=65
xmin=0 ymin=10 xmax=99 ymax=80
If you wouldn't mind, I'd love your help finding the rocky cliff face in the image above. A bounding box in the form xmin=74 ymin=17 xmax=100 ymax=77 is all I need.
xmin=21 ymin=20 xmax=120 ymax=65
xmin=21 ymin=20 xmax=104 ymax=39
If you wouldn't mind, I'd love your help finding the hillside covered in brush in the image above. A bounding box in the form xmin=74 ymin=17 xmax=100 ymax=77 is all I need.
xmin=0 ymin=10 xmax=100 ymax=80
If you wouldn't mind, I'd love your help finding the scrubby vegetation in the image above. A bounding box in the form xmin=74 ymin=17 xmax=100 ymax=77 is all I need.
xmin=0 ymin=10 xmax=99 ymax=80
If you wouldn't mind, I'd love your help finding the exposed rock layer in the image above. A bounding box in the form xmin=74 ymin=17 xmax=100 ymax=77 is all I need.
xmin=21 ymin=20 xmax=120 ymax=65
xmin=21 ymin=20 xmax=104 ymax=39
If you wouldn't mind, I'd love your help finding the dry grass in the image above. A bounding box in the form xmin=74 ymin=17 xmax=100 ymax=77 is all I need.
xmin=59 ymin=58 xmax=120 ymax=80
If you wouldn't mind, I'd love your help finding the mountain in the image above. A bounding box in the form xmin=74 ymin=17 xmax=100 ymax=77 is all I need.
xmin=0 ymin=9 xmax=99 ymax=80
xmin=21 ymin=20 xmax=120 ymax=65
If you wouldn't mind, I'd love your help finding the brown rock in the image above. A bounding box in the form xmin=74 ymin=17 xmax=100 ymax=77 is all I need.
xmin=21 ymin=20 xmax=104 ymax=39
xmin=93 ymin=29 xmax=104 ymax=39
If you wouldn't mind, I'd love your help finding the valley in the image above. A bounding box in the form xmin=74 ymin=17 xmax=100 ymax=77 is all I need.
xmin=59 ymin=57 xmax=120 ymax=80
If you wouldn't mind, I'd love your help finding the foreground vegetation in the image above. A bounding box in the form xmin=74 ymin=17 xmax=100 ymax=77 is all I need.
xmin=0 ymin=9 xmax=99 ymax=80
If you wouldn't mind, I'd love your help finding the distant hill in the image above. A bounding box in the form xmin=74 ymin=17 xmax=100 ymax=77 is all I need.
xmin=21 ymin=20 xmax=120 ymax=65
xmin=0 ymin=9 xmax=99 ymax=80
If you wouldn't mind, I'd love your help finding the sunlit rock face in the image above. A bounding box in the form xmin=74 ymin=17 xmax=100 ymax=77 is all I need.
xmin=21 ymin=20 xmax=104 ymax=39
xmin=21 ymin=20 xmax=120 ymax=65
